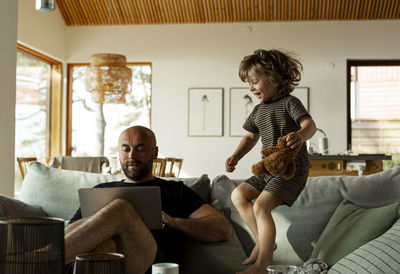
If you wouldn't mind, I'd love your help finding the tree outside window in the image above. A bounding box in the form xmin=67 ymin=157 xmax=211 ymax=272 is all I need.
xmin=68 ymin=63 xmax=152 ymax=157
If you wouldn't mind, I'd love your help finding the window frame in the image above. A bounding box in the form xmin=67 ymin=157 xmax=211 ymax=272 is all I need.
xmin=66 ymin=62 xmax=153 ymax=156
xmin=346 ymin=59 xmax=400 ymax=151
xmin=16 ymin=43 xmax=63 ymax=157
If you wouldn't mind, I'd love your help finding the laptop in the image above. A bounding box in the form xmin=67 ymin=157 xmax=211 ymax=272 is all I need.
xmin=78 ymin=186 xmax=163 ymax=230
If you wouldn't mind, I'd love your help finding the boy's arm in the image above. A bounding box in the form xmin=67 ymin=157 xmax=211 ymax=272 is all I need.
xmin=226 ymin=132 xmax=260 ymax=172
xmin=286 ymin=116 xmax=317 ymax=151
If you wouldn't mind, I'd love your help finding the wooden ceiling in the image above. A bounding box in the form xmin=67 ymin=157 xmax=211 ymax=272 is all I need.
xmin=57 ymin=0 xmax=400 ymax=26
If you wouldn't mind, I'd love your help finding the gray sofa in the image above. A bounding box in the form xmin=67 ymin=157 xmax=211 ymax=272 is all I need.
xmin=3 ymin=162 xmax=400 ymax=273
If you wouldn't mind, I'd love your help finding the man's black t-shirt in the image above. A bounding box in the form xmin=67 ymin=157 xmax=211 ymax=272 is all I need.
xmin=66 ymin=177 xmax=206 ymax=273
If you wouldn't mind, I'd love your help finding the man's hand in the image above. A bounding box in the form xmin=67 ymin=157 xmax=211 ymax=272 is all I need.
xmin=161 ymin=211 xmax=175 ymax=228
xmin=225 ymin=156 xmax=239 ymax=172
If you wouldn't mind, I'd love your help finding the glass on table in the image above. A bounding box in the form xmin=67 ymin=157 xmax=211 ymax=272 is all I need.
xmin=73 ymin=252 xmax=125 ymax=274
xmin=266 ymin=265 xmax=301 ymax=274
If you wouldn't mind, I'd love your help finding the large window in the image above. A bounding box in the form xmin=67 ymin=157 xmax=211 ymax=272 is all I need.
xmin=67 ymin=63 xmax=152 ymax=157
xmin=347 ymin=60 xmax=400 ymax=169
xmin=15 ymin=44 xmax=62 ymax=194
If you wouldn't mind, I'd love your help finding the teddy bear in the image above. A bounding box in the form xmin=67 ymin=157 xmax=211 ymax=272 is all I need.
xmin=252 ymin=136 xmax=298 ymax=179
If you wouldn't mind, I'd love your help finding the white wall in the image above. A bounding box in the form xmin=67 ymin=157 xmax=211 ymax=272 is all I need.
xmin=65 ymin=21 xmax=400 ymax=179
xmin=0 ymin=0 xmax=18 ymax=196
xmin=17 ymin=0 xmax=67 ymax=61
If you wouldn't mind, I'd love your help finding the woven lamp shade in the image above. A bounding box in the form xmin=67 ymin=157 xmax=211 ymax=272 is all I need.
xmin=85 ymin=54 xmax=132 ymax=104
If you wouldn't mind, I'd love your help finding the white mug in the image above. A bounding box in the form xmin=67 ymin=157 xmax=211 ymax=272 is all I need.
xmin=152 ymin=262 xmax=179 ymax=274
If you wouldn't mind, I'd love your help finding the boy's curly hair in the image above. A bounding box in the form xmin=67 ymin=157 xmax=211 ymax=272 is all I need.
xmin=239 ymin=49 xmax=303 ymax=95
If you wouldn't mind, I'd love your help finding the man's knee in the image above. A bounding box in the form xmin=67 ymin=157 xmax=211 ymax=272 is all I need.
xmin=104 ymin=199 xmax=135 ymax=213
xmin=96 ymin=199 xmax=140 ymax=224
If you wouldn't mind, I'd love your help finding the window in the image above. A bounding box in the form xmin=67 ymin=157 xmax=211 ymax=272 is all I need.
xmin=15 ymin=44 xmax=62 ymax=194
xmin=347 ymin=60 xmax=400 ymax=169
xmin=66 ymin=63 xmax=152 ymax=156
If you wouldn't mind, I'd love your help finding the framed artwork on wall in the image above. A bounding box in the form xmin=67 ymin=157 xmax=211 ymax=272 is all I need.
xmin=292 ymin=87 xmax=310 ymax=111
xmin=188 ymin=88 xmax=224 ymax=136
xmin=229 ymin=87 xmax=255 ymax=137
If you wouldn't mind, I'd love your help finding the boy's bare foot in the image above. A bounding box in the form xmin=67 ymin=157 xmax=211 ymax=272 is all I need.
xmin=242 ymin=243 xmax=277 ymax=266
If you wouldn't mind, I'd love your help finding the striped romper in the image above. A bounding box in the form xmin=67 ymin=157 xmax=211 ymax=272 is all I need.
xmin=243 ymin=94 xmax=310 ymax=206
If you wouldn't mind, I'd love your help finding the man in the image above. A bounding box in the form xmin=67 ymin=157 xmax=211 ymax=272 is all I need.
xmin=65 ymin=126 xmax=232 ymax=274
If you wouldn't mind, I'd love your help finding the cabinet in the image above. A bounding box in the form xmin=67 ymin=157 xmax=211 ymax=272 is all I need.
xmin=308 ymin=154 xmax=391 ymax=177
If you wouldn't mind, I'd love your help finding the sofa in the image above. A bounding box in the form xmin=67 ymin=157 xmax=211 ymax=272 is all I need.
xmin=2 ymin=162 xmax=400 ymax=273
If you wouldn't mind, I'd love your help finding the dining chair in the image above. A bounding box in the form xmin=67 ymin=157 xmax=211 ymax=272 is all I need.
xmin=152 ymin=158 xmax=166 ymax=177
xmin=16 ymin=157 xmax=37 ymax=180
xmin=164 ymin=158 xmax=183 ymax=177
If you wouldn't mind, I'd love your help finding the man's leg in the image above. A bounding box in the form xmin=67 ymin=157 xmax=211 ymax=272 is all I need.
xmin=65 ymin=199 xmax=157 ymax=274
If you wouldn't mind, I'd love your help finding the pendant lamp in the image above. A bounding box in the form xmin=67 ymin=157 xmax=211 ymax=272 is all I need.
xmin=35 ymin=0 xmax=55 ymax=12
xmin=85 ymin=54 xmax=132 ymax=104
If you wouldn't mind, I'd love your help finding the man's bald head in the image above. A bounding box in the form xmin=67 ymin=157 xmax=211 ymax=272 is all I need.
xmin=118 ymin=126 xmax=158 ymax=183
xmin=119 ymin=126 xmax=156 ymax=148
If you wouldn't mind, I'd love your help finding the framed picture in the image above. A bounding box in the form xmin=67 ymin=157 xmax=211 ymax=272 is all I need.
xmin=188 ymin=88 xmax=224 ymax=136
xmin=229 ymin=87 xmax=255 ymax=137
xmin=292 ymin=87 xmax=309 ymax=111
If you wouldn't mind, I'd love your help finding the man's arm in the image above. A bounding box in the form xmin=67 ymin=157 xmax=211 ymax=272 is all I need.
xmin=162 ymin=204 xmax=232 ymax=243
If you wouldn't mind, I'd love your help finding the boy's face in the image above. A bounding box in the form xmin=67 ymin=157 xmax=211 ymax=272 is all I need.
xmin=247 ymin=68 xmax=279 ymax=103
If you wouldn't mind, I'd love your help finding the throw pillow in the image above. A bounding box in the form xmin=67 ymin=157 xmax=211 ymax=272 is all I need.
xmin=179 ymin=199 xmax=248 ymax=274
xmin=210 ymin=175 xmax=256 ymax=255
xmin=0 ymin=194 xmax=47 ymax=217
xmin=20 ymin=162 xmax=124 ymax=220
xmin=329 ymin=218 xmax=400 ymax=274
xmin=311 ymin=200 xmax=400 ymax=267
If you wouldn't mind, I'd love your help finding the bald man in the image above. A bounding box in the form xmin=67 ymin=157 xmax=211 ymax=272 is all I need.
xmin=64 ymin=126 xmax=232 ymax=274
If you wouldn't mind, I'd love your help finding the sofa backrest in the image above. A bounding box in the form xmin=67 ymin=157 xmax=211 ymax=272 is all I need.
xmin=19 ymin=162 xmax=210 ymax=222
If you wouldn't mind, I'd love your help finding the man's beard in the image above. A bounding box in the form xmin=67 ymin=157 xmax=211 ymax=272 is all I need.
xmin=121 ymin=159 xmax=153 ymax=181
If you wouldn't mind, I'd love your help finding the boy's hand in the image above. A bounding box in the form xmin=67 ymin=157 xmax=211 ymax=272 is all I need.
xmin=284 ymin=132 xmax=304 ymax=152
xmin=225 ymin=156 xmax=238 ymax=172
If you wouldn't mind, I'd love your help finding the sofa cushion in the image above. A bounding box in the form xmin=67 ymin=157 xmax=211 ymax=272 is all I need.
xmin=0 ymin=194 xmax=47 ymax=218
xmin=19 ymin=162 xmax=210 ymax=221
xmin=328 ymin=218 xmax=400 ymax=274
xmin=311 ymin=200 xmax=400 ymax=266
